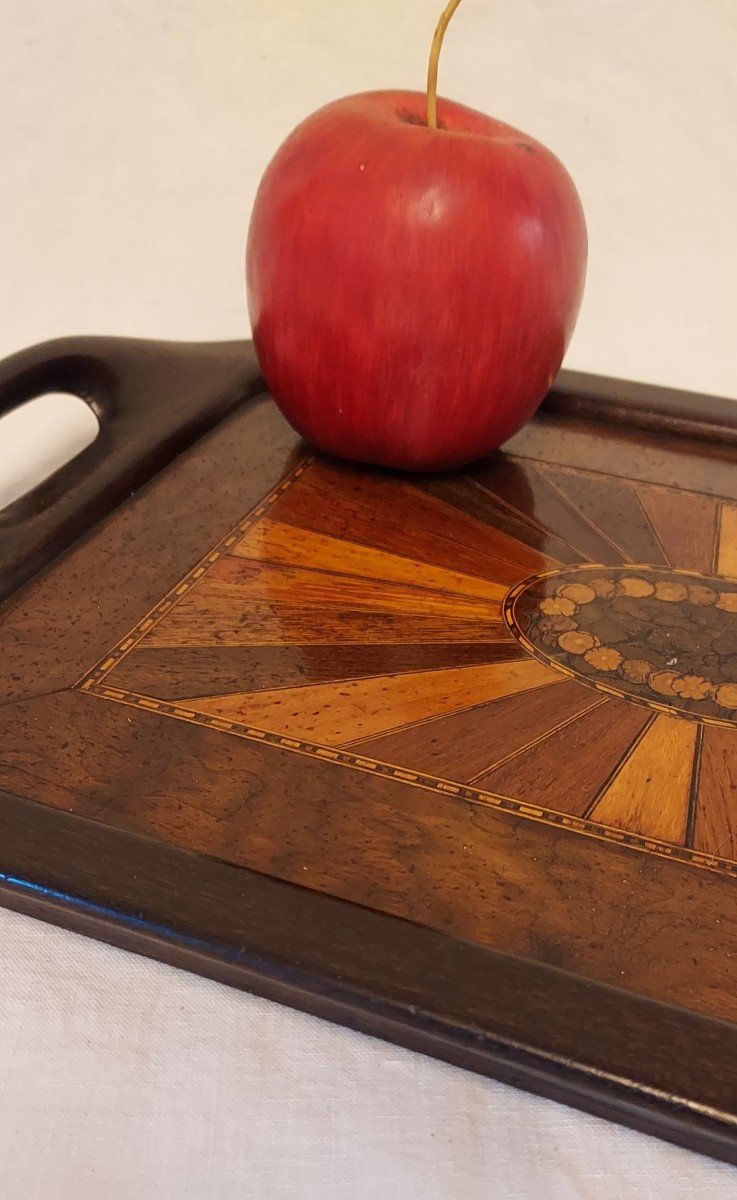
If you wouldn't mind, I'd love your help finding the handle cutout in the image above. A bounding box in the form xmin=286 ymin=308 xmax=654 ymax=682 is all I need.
xmin=0 ymin=393 xmax=99 ymax=511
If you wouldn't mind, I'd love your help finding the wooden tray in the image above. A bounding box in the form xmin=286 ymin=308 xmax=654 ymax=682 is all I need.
xmin=3 ymin=336 xmax=737 ymax=1161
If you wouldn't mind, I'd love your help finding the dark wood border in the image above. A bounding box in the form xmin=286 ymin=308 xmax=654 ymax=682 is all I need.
xmin=548 ymin=369 xmax=737 ymax=447
xmin=3 ymin=337 xmax=737 ymax=611
xmin=1 ymin=783 xmax=737 ymax=1163
xmin=4 ymin=338 xmax=737 ymax=1164
xmin=0 ymin=337 xmax=265 ymax=603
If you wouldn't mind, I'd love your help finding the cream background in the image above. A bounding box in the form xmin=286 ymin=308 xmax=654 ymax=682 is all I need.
xmin=1 ymin=1 xmax=737 ymax=1195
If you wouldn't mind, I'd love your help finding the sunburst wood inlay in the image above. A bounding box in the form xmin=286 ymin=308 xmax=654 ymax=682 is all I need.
xmin=76 ymin=450 xmax=737 ymax=878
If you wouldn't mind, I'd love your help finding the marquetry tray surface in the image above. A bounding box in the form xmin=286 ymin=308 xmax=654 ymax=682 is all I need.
xmin=77 ymin=450 xmax=737 ymax=878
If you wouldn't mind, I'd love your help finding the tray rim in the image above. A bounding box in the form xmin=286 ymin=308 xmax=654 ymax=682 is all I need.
xmin=1 ymin=782 xmax=737 ymax=1163
xmin=4 ymin=343 xmax=737 ymax=1165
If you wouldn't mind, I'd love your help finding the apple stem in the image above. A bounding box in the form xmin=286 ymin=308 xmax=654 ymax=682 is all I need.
xmin=426 ymin=0 xmax=463 ymax=129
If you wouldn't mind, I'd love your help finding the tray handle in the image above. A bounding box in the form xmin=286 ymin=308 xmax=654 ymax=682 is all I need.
xmin=0 ymin=336 xmax=264 ymax=603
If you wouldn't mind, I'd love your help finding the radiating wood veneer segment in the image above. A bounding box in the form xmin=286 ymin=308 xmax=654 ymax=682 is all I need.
xmin=211 ymin=557 xmax=503 ymax=620
xmin=413 ymin=475 xmax=577 ymax=566
xmin=477 ymin=700 xmax=653 ymax=813
xmin=693 ymin=725 xmax=737 ymax=860
xmin=468 ymin=458 xmax=625 ymax=565
xmin=590 ymin=715 xmax=697 ymax=843
xmin=107 ymin=643 xmax=524 ymax=701
xmin=355 ymin=677 xmax=600 ymax=781
xmin=143 ymin=545 xmax=509 ymax=649
xmin=184 ymin=659 xmax=561 ymax=747
xmin=232 ymin=517 xmax=506 ymax=601
xmin=633 ymin=486 xmax=718 ymax=574
xmin=717 ymin=506 xmax=737 ymax=580
xmin=270 ymin=471 xmax=542 ymax=586
xmin=304 ymin=459 xmax=551 ymax=574
xmin=543 ymin=469 xmax=669 ymax=566
xmin=144 ymin=604 xmax=510 ymax=648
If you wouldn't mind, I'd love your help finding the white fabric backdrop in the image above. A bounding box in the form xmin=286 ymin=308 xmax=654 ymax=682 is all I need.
xmin=2 ymin=1 xmax=737 ymax=1194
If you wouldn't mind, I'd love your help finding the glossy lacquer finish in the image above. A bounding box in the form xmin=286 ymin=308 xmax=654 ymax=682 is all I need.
xmin=247 ymin=90 xmax=587 ymax=470
xmin=5 ymin=338 xmax=737 ymax=1164
xmin=77 ymin=448 xmax=737 ymax=877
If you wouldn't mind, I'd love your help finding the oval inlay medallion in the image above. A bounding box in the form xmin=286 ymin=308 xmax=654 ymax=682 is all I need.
xmin=505 ymin=565 xmax=737 ymax=727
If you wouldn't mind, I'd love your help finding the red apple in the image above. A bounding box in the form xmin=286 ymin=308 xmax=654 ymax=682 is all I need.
xmin=246 ymin=89 xmax=586 ymax=471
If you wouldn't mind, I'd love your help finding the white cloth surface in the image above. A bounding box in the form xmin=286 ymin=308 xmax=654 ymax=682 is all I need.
xmin=2 ymin=1 xmax=737 ymax=1195
xmin=0 ymin=909 xmax=734 ymax=1200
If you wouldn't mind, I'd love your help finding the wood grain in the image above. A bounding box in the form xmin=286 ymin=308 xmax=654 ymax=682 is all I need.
xmin=0 ymin=337 xmax=267 ymax=605
xmin=590 ymin=715 xmax=697 ymax=843
xmin=467 ymin=458 xmax=625 ymax=565
xmin=185 ymin=659 xmax=561 ymax=746
xmin=717 ymin=505 xmax=737 ymax=580
xmin=106 ymin=643 xmax=522 ymax=700
xmin=635 ymin=486 xmax=718 ymax=574
xmin=8 ymin=339 xmax=737 ymax=1159
xmin=232 ymin=517 xmax=506 ymax=601
xmin=693 ymin=725 xmax=737 ymax=860
xmin=3 ymin=782 xmax=737 ymax=1165
xmin=306 ymin=459 xmax=549 ymax=575
xmin=142 ymin=601 xmax=510 ymax=648
xmin=3 ymin=688 xmax=737 ymax=1031
xmin=543 ymin=469 xmax=669 ymax=566
xmin=412 ymin=475 xmax=574 ymax=567
xmin=0 ymin=394 xmax=302 ymax=704
xmin=408 ymin=475 xmax=568 ymax=568
xmin=356 ymin=677 xmax=599 ymax=781
xmin=209 ymin=556 xmax=505 ymax=619
xmin=476 ymin=699 xmax=653 ymax=814
xmin=271 ymin=476 xmax=534 ymax=587
xmin=546 ymin=367 xmax=737 ymax=451
xmin=507 ymin=415 xmax=737 ymax=502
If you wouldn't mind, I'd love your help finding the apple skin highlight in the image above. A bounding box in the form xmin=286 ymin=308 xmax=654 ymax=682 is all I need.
xmin=246 ymin=90 xmax=587 ymax=471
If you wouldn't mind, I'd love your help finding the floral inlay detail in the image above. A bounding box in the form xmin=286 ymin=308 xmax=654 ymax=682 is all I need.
xmin=505 ymin=566 xmax=737 ymax=726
